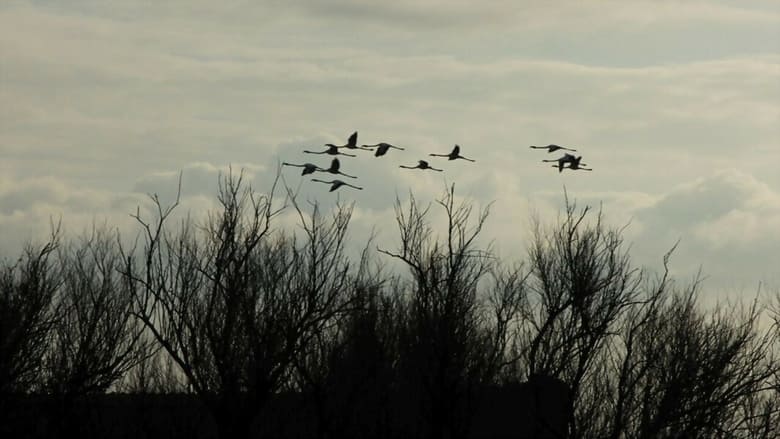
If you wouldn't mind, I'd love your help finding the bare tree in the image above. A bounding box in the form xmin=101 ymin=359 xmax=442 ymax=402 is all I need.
xmin=289 ymin=240 xmax=400 ymax=439
xmin=379 ymin=185 xmax=505 ymax=438
xmin=0 ymin=228 xmax=61 ymax=398
xmin=608 ymin=281 xmax=778 ymax=438
xmin=124 ymin=170 xmax=364 ymax=438
xmin=555 ymin=237 xmax=780 ymax=439
xmin=38 ymin=226 xmax=153 ymax=438
xmin=517 ymin=195 xmax=780 ymax=438
xmin=521 ymin=196 xmax=644 ymax=437
xmin=45 ymin=226 xmax=151 ymax=398
xmin=0 ymin=226 xmax=62 ymax=439
xmin=484 ymin=261 xmax=532 ymax=384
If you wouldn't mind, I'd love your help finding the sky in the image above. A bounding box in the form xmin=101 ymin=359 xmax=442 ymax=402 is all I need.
xmin=1 ymin=0 xmax=779 ymax=301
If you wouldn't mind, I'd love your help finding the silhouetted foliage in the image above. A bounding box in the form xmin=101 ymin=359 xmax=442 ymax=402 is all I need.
xmin=48 ymin=227 xmax=151 ymax=394
xmin=378 ymin=185 xmax=526 ymax=438
xmin=2 ymin=177 xmax=778 ymax=439
xmin=0 ymin=228 xmax=61 ymax=397
xmin=122 ymin=171 xmax=373 ymax=437
xmin=0 ymin=228 xmax=62 ymax=437
xmin=597 ymin=267 xmax=779 ymax=439
xmin=43 ymin=226 xmax=152 ymax=436
xmin=518 ymin=197 xmax=643 ymax=437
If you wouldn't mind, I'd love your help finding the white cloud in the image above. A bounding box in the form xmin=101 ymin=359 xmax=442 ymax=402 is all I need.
xmin=0 ymin=176 xmax=148 ymax=257
xmin=132 ymin=161 xmax=268 ymax=203
xmin=625 ymin=169 xmax=780 ymax=286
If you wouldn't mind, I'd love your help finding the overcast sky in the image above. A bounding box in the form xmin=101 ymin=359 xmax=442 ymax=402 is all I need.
xmin=1 ymin=0 xmax=779 ymax=299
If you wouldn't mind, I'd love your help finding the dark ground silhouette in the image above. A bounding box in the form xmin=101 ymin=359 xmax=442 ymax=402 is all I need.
xmin=3 ymin=378 xmax=571 ymax=439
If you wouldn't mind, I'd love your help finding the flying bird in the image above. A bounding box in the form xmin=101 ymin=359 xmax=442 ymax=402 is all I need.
xmin=318 ymin=158 xmax=357 ymax=179
xmin=564 ymin=156 xmax=592 ymax=172
xmin=326 ymin=131 xmax=370 ymax=150
xmin=361 ymin=142 xmax=405 ymax=157
xmin=399 ymin=160 xmax=443 ymax=172
xmin=429 ymin=144 xmax=475 ymax=162
xmin=543 ymin=153 xmax=582 ymax=173
xmin=303 ymin=145 xmax=356 ymax=157
xmin=530 ymin=144 xmax=577 ymax=153
xmin=282 ymin=162 xmax=323 ymax=176
xmin=311 ymin=178 xmax=363 ymax=192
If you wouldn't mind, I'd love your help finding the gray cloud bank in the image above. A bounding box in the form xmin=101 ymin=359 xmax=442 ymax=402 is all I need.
xmin=1 ymin=0 xmax=778 ymax=297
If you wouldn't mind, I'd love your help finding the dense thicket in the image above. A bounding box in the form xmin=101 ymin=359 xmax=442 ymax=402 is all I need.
xmin=1 ymin=174 xmax=778 ymax=439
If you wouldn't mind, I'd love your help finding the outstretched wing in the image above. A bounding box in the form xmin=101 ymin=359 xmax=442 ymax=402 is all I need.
xmin=452 ymin=144 xmax=460 ymax=155
xmin=348 ymin=131 xmax=358 ymax=147
xmin=331 ymin=158 xmax=341 ymax=171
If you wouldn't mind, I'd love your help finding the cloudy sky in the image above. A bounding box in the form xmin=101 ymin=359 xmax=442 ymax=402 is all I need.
xmin=1 ymin=0 xmax=779 ymax=299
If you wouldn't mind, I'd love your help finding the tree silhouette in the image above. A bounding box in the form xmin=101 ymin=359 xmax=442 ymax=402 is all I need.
xmin=0 ymin=228 xmax=61 ymax=437
xmin=45 ymin=226 xmax=152 ymax=394
xmin=287 ymin=248 xmax=405 ymax=439
xmin=124 ymin=170 xmax=367 ymax=438
xmin=0 ymin=229 xmax=60 ymax=397
xmin=603 ymin=276 xmax=779 ymax=438
xmin=520 ymin=196 xmax=642 ymax=436
xmin=1 ymin=177 xmax=778 ymax=439
xmin=378 ymin=185 xmax=525 ymax=438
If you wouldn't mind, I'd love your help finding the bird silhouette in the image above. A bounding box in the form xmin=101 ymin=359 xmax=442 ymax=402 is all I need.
xmin=543 ymin=153 xmax=582 ymax=173
xmin=564 ymin=156 xmax=592 ymax=172
xmin=325 ymin=131 xmax=370 ymax=150
xmin=282 ymin=162 xmax=323 ymax=176
xmin=400 ymin=160 xmax=443 ymax=172
xmin=361 ymin=142 xmax=405 ymax=157
xmin=530 ymin=144 xmax=577 ymax=153
xmin=311 ymin=178 xmax=363 ymax=192
xmin=303 ymin=145 xmax=356 ymax=157
xmin=429 ymin=144 xmax=475 ymax=162
xmin=318 ymin=158 xmax=357 ymax=179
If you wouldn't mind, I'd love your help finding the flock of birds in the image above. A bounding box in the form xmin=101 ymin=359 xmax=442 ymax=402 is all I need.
xmin=283 ymin=132 xmax=592 ymax=192
xmin=529 ymin=144 xmax=593 ymax=173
